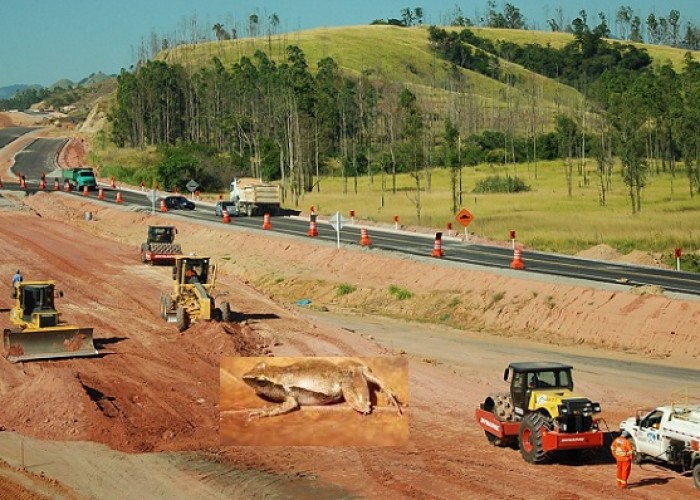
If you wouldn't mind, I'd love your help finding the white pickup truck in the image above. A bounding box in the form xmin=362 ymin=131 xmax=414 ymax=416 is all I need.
xmin=620 ymin=403 xmax=700 ymax=490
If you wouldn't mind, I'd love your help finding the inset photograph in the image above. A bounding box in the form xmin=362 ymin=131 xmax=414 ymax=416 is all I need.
xmin=220 ymin=356 xmax=409 ymax=446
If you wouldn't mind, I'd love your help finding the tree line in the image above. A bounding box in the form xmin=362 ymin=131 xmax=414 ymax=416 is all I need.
xmin=444 ymin=2 xmax=700 ymax=50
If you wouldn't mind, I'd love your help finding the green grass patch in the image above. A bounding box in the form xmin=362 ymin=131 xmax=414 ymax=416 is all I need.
xmin=447 ymin=297 xmax=461 ymax=308
xmin=336 ymin=283 xmax=357 ymax=296
xmin=388 ymin=284 xmax=413 ymax=300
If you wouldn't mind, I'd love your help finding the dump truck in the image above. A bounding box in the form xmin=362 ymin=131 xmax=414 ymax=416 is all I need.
xmin=619 ymin=391 xmax=700 ymax=490
xmin=62 ymin=167 xmax=97 ymax=191
xmin=140 ymin=225 xmax=182 ymax=265
xmin=229 ymin=178 xmax=281 ymax=216
xmin=475 ymin=362 xmax=604 ymax=463
xmin=3 ymin=281 xmax=98 ymax=362
xmin=160 ymin=255 xmax=233 ymax=332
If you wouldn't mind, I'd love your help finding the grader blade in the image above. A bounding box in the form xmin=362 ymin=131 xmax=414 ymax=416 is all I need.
xmin=3 ymin=327 xmax=98 ymax=362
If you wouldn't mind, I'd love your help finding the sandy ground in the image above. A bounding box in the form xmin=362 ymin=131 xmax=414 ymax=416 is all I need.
xmin=0 ymin=118 xmax=698 ymax=498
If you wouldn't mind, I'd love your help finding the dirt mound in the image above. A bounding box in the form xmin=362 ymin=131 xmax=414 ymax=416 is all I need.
xmin=57 ymin=138 xmax=88 ymax=169
xmin=577 ymin=244 xmax=671 ymax=269
xmin=0 ymin=370 xmax=96 ymax=442
xmin=0 ymin=113 xmax=14 ymax=127
xmin=576 ymin=243 xmax=622 ymax=261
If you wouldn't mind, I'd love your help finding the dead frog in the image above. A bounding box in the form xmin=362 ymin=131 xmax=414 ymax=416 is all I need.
xmin=241 ymin=359 xmax=403 ymax=419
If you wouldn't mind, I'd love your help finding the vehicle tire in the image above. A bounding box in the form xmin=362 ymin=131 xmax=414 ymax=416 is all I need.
xmin=484 ymin=430 xmax=510 ymax=447
xmin=176 ymin=307 xmax=189 ymax=332
xmin=693 ymin=462 xmax=700 ymax=491
xmin=221 ymin=301 xmax=232 ymax=322
xmin=213 ymin=307 xmax=223 ymax=322
xmin=160 ymin=295 xmax=173 ymax=320
xmin=519 ymin=412 xmax=552 ymax=464
xmin=625 ymin=437 xmax=643 ymax=465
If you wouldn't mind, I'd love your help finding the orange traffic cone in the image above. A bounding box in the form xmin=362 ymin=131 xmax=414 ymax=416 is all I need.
xmin=64 ymin=181 xmax=71 ymax=192
xmin=360 ymin=228 xmax=372 ymax=246
xmin=160 ymin=199 xmax=167 ymax=212
xmin=98 ymin=187 xmax=105 ymax=200
xmin=83 ymin=185 xmax=89 ymax=196
xmin=262 ymin=213 xmax=272 ymax=230
xmin=307 ymin=219 xmax=318 ymax=237
xmin=431 ymin=232 xmax=444 ymax=258
xmin=53 ymin=179 xmax=59 ymax=191
xmin=510 ymin=247 xmax=525 ymax=270
xmin=116 ymin=191 xmax=123 ymax=204
xmin=20 ymin=176 xmax=26 ymax=189
xmin=39 ymin=179 xmax=46 ymax=190
xmin=222 ymin=209 xmax=231 ymax=224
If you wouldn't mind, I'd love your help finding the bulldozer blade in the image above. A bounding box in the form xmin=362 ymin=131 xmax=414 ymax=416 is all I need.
xmin=3 ymin=327 xmax=98 ymax=362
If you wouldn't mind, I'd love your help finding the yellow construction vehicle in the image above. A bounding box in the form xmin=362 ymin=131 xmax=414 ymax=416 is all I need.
xmin=476 ymin=362 xmax=604 ymax=463
xmin=160 ymin=255 xmax=233 ymax=332
xmin=3 ymin=281 xmax=98 ymax=362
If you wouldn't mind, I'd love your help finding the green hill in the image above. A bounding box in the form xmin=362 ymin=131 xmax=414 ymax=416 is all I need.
xmin=161 ymin=25 xmax=584 ymax=132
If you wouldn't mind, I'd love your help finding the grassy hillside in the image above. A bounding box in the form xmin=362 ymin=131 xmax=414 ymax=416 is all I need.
xmin=161 ymin=24 xmax=700 ymax=135
xmin=162 ymin=25 xmax=584 ymax=131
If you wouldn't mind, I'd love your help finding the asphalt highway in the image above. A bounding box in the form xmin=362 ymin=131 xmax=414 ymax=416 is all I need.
xmin=3 ymin=134 xmax=700 ymax=297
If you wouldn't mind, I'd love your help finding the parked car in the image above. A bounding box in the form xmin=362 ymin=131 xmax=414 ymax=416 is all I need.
xmin=163 ymin=195 xmax=195 ymax=210
xmin=215 ymin=200 xmax=239 ymax=217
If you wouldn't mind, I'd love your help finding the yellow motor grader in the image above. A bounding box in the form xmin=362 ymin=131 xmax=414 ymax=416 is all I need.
xmin=3 ymin=281 xmax=98 ymax=362
xmin=160 ymin=255 xmax=233 ymax=332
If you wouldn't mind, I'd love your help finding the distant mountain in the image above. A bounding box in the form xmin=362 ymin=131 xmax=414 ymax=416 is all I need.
xmin=78 ymin=72 xmax=114 ymax=86
xmin=50 ymin=79 xmax=74 ymax=90
xmin=47 ymin=73 xmax=115 ymax=91
xmin=0 ymin=84 xmax=42 ymax=100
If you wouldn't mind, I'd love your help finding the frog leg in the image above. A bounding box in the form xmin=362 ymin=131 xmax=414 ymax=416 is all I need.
xmin=247 ymin=395 xmax=300 ymax=420
xmin=356 ymin=366 xmax=403 ymax=416
xmin=340 ymin=371 xmax=372 ymax=414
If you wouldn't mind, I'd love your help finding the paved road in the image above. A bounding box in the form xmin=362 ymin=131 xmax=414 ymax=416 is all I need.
xmin=0 ymin=127 xmax=34 ymax=149
xmin=305 ymin=309 xmax=700 ymax=396
xmin=4 ymin=136 xmax=700 ymax=297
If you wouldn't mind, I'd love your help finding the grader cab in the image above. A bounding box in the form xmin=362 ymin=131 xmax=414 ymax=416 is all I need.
xmin=160 ymin=255 xmax=233 ymax=332
xmin=3 ymin=281 xmax=98 ymax=362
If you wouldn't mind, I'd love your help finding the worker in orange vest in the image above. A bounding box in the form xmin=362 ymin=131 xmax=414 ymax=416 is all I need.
xmin=610 ymin=430 xmax=634 ymax=488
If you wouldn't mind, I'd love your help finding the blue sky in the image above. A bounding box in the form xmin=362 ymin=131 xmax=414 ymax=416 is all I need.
xmin=2 ymin=0 xmax=700 ymax=88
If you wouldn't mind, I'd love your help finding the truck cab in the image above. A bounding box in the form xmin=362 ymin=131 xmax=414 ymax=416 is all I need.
xmin=63 ymin=167 xmax=97 ymax=191
xmin=620 ymin=404 xmax=700 ymax=489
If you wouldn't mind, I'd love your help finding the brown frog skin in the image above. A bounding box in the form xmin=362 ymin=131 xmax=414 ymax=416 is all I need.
xmin=241 ymin=359 xmax=403 ymax=419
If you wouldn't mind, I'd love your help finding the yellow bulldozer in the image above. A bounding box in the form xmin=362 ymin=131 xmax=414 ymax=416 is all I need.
xmin=3 ymin=281 xmax=98 ymax=362
xmin=160 ymin=255 xmax=233 ymax=332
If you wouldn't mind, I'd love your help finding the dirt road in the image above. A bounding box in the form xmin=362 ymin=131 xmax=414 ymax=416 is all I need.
xmin=0 ymin=188 xmax=696 ymax=498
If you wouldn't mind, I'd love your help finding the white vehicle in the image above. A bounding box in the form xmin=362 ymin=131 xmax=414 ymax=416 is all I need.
xmin=619 ymin=397 xmax=700 ymax=490
xmin=229 ymin=178 xmax=280 ymax=216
